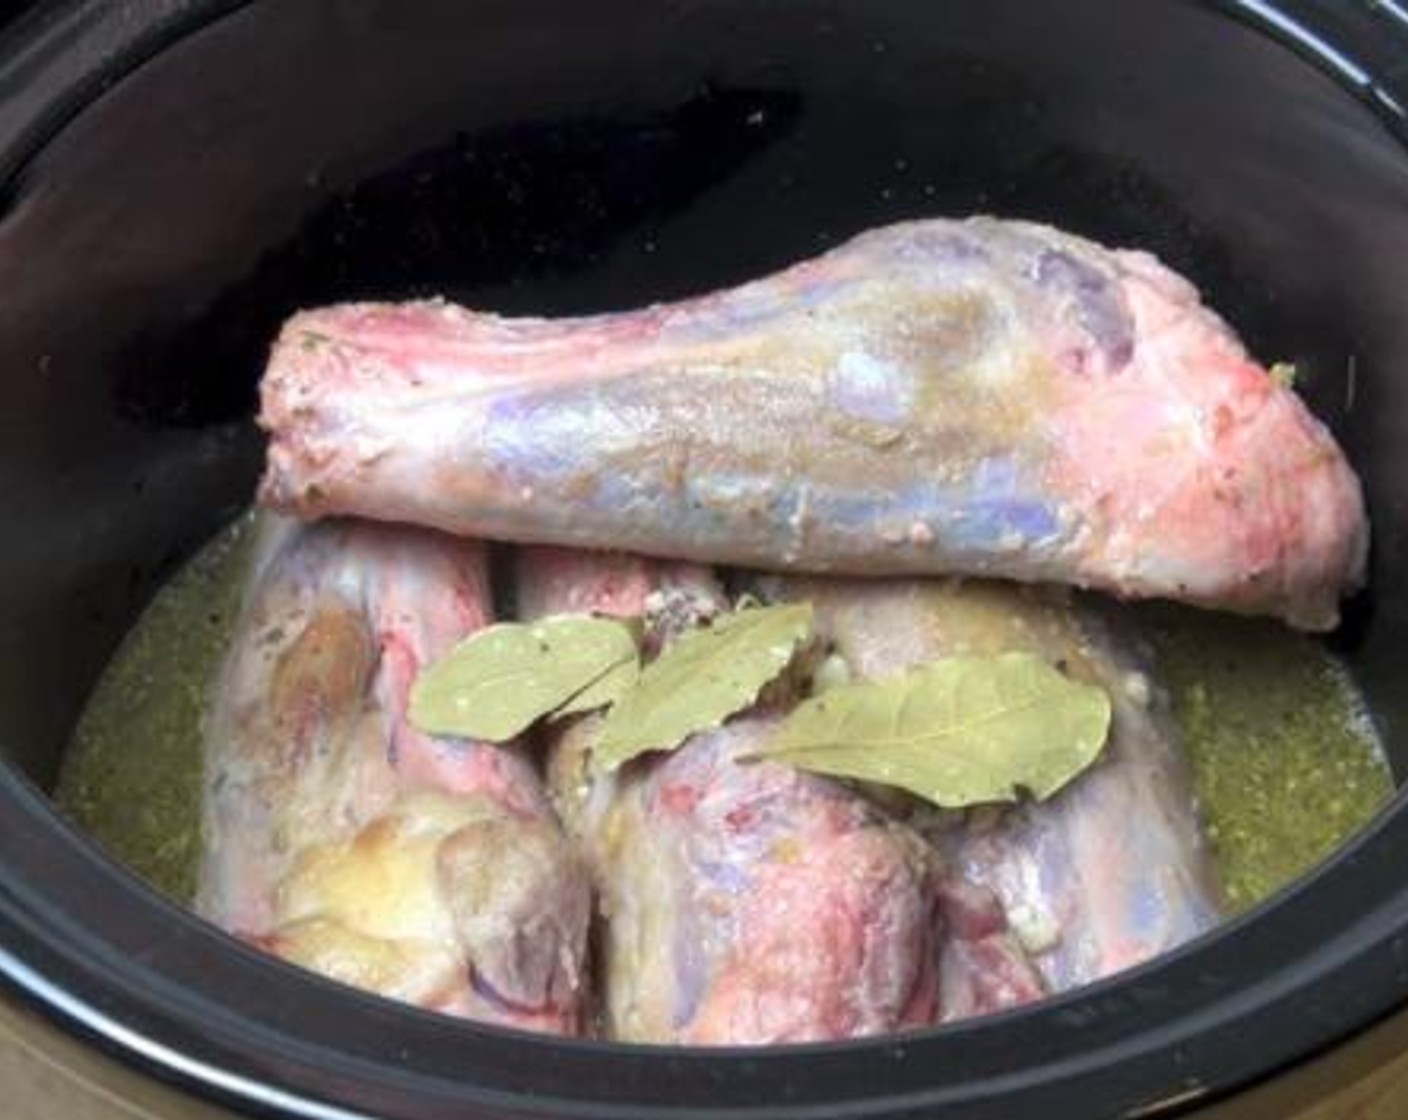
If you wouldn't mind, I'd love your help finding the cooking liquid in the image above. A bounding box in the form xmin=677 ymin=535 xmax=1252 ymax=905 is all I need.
xmin=56 ymin=514 xmax=259 ymax=900
xmin=56 ymin=515 xmax=1394 ymax=917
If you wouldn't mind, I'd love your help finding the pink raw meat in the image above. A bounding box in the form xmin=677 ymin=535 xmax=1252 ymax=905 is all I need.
xmin=197 ymin=517 xmax=589 ymax=1035
xmin=516 ymin=546 xmax=1042 ymax=1043
xmin=259 ymin=217 xmax=1366 ymax=630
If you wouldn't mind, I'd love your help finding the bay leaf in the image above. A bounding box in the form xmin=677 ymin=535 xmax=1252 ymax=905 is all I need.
xmin=594 ymin=602 xmax=813 ymax=771
xmin=751 ymin=652 xmax=1110 ymax=807
xmin=553 ymin=655 xmax=640 ymax=718
xmin=409 ymin=616 xmax=638 ymax=741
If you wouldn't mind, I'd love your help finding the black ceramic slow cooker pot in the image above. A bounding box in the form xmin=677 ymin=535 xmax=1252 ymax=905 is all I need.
xmin=2 ymin=2 xmax=1408 ymax=1118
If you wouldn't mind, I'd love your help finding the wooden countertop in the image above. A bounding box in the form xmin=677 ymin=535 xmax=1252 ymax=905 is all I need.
xmin=2 ymin=993 xmax=1406 ymax=1119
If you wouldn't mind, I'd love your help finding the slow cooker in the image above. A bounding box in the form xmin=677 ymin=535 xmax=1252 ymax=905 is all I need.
xmin=2 ymin=1 xmax=1408 ymax=1117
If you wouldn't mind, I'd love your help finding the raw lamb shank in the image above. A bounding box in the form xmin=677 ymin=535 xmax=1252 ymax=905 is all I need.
xmin=259 ymin=217 xmax=1366 ymax=630
xmin=198 ymin=518 xmax=590 ymax=1035
xmin=516 ymin=547 xmax=1043 ymax=1044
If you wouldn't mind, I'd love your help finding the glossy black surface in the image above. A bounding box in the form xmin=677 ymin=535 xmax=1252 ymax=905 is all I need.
xmin=1 ymin=2 xmax=1408 ymax=1118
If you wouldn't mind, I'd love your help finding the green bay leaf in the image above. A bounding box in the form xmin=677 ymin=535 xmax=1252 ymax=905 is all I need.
xmin=751 ymin=652 xmax=1110 ymax=807
xmin=554 ymin=655 xmax=640 ymax=718
xmin=409 ymin=616 xmax=638 ymax=741
xmin=594 ymin=602 xmax=813 ymax=771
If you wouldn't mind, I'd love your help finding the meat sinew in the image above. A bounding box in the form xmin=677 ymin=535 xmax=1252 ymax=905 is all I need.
xmin=197 ymin=518 xmax=590 ymax=1034
xmin=515 ymin=547 xmax=1043 ymax=1043
xmin=769 ymin=576 xmax=1223 ymax=992
xmin=260 ymin=217 xmax=1366 ymax=630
